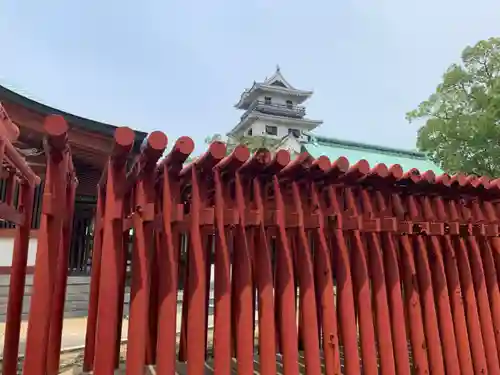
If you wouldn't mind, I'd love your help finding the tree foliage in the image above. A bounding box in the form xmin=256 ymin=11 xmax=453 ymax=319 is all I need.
xmin=205 ymin=133 xmax=279 ymax=154
xmin=407 ymin=37 xmax=500 ymax=177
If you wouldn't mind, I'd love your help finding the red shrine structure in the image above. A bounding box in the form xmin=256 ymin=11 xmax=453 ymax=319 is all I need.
xmin=0 ymin=85 xmax=147 ymax=274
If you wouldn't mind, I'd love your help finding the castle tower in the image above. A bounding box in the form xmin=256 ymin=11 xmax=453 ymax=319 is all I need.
xmin=228 ymin=66 xmax=323 ymax=142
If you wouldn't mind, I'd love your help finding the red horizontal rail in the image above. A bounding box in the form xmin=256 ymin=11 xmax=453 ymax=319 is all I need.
xmin=13 ymin=128 xmax=500 ymax=375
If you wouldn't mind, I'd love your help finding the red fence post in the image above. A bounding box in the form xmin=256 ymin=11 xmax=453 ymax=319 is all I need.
xmin=93 ymin=127 xmax=135 ymax=375
xmin=371 ymin=182 xmax=412 ymax=375
xmin=155 ymin=136 xmax=193 ymax=375
xmin=82 ymin=188 xmax=104 ymax=371
xmin=125 ymin=131 xmax=167 ymax=375
xmin=415 ymin=180 xmax=461 ymax=374
xmin=455 ymin=185 xmax=500 ymax=373
xmin=309 ymin=160 xmax=342 ymax=375
xmin=46 ymin=161 xmax=77 ymax=374
xmin=358 ymin=179 xmax=396 ymax=375
xmin=443 ymin=184 xmax=488 ymax=373
xmin=271 ymin=156 xmax=300 ymax=375
xmin=391 ymin=191 xmax=430 ymax=373
xmin=326 ymin=180 xmax=361 ymax=375
xmin=212 ymin=149 xmax=242 ymax=375
xmin=430 ymin=192 xmax=474 ymax=374
xmin=179 ymin=142 xmax=225 ymax=375
xmin=2 ymin=181 xmax=35 ymax=375
xmin=240 ymin=149 xmax=279 ymax=375
xmin=279 ymin=155 xmax=323 ymax=375
xmin=343 ymin=184 xmax=378 ymax=375
xmin=23 ymin=115 xmax=70 ymax=375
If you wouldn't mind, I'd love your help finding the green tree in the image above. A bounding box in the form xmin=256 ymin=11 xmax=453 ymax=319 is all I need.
xmin=407 ymin=37 xmax=500 ymax=177
xmin=205 ymin=133 xmax=280 ymax=154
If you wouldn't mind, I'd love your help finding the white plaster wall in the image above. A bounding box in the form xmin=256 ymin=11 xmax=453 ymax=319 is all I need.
xmin=0 ymin=237 xmax=38 ymax=267
xmin=250 ymin=119 xmax=291 ymax=139
xmin=256 ymin=93 xmax=296 ymax=106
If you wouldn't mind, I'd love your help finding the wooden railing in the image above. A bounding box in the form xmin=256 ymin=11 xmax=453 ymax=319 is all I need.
xmin=8 ymin=120 xmax=500 ymax=375
xmin=0 ymin=108 xmax=40 ymax=375
xmin=82 ymin=128 xmax=500 ymax=375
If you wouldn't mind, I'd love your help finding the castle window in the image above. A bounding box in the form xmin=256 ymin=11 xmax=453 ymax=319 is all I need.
xmin=265 ymin=125 xmax=278 ymax=136
xmin=286 ymin=100 xmax=293 ymax=109
xmin=288 ymin=128 xmax=300 ymax=138
xmin=247 ymin=128 xmax=253 ymax=136
xmin=264 ymin=96 xmax=272 ymax=105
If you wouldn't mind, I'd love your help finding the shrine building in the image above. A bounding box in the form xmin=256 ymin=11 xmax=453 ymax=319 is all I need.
xmin=0 ymin=84 xmax=147 ymax=275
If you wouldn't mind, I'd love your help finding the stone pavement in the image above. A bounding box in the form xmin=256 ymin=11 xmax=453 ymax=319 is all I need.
xmin=0 ymin=317 xmax=128 ymax=358
xmin=0 ymin=306 xmax=215 ymax=358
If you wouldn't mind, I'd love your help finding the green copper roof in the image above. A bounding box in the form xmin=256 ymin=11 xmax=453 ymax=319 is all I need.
xmin=303 ymin=136 xmax=443 ymax=174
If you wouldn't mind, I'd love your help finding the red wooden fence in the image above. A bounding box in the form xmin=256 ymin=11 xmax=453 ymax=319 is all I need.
xmin=5 ymin=118 xmax=500 ymax=374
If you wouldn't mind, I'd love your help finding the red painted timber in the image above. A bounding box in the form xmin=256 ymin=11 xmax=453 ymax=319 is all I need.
xmin=155 ymin=137 xmax=193 ymax=375
xmin=126 ymin=131 xmax=167 ymax=375
xmin=182 ymin=142 xmax=225 ymax=375
xmin=272 ymin=166 xmax=300 ymax=375
xmin=93 ymin=131 xmax=134 ymax=375
xmin=231 ymin=148 xmax=255 ymax=375
xmin=310 ymin=178 xmax=341 ymax=375
xmin=414 ymin=187 xmax=461 ymax=374
xmin=82 ymin=189 xmax=104 ymax=371
xmin=372 ymin=187 xmax=412 ymax=375
xmin=478 ymin=198 xmax=500 ymax=359
xmin=284 ymin=158 xmax=323 ymax=375
xmin=326 ymin=185 xmax=361 ymax=375
xmin=358 ymin=180 xmax=397 ymax=375
xmin=23 ymin=116 xmax=69 ymax=375
xmin=431 ymin=195 xmax=474 ymax=374
xmin=447 ymin=194 xmax=489 ymax=374
xmin=344 ymin=186 xmax=378 ymax=375
xmin=251 ymin=165 xmax=278 ymax=375
xmin=391 ymin=193 xmax=430 ymax=374
xmin=457 ymin=195 xmax=500 ymax=373
xmin=2 ymin=183 xmax=35 ymax=375
xmin=47 ymin=173 xmax=77 ymax=374
xmin=404 ymin=194 xmax=446 ymax=374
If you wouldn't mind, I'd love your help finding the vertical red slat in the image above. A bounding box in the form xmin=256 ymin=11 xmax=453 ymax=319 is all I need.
xmin=327 ymin=186 xmax=360 ymax=375
xmin=178 ymin=235 xmax=189 ymax=362
xmin=233 ymin=173 xmax=255 ymax=375
xmin=212 ymin=170 xmax=232 ymax=375
xmin=23 ymin=151 xmax=67 ymax=375
xmin=290 ymin=181 xmax=321 ymax=375
xmin=459 ymin=198 xmax=500 ymax=373
xmin=480 ymin=199 xmax=500 ymax=358
xmin=252 ymin=178 xmax=277 ymax=375
xmin=155 ymin=166 xmax=180 ymax=375
xmin=83 ymin=189 xmax=104 ymax=371
xmin=392 ymin=194 xmax=430 ymax=374
xmin=125 ymin=211 xmax=152 ymax=374
xmin=359 ymin=188 xmax=396 ymax=375
xmin=146 ymin=228 xmax=158 ymax=365
xmin=447 ymin=197 xmax=488 ymax=374
xmin=373 ymin=190 xmax=411 ymax=375
xmin=47 ymin=175 xmax=77 ymax=374
xmin=93 ymin=164 xmax=127 ymax=375
xmin=404 ymin=195 xmax=445 ymax=374
xmin=432 ymin=196 xmax=474 ymax=374
xmin=311 ymin=182 xmax=341 ymax=375
xmin=273 ymin=175 xmax=300 ymax=375
xmin=186 ymin=167 xmax=208 ymax=375
xmin=2 ymin=182 xmax=35 ymax=375
xmin=115 ymin=226 xmax=129 ymax=368
xmin=418 ymin=195 xmax=460 ymax=374
xmin=344 ymin=187 xmax=378 ymax=375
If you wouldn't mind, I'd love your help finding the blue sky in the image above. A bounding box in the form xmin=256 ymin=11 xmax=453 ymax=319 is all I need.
xmin=1 ymin=0 xmax=500 ymax=154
